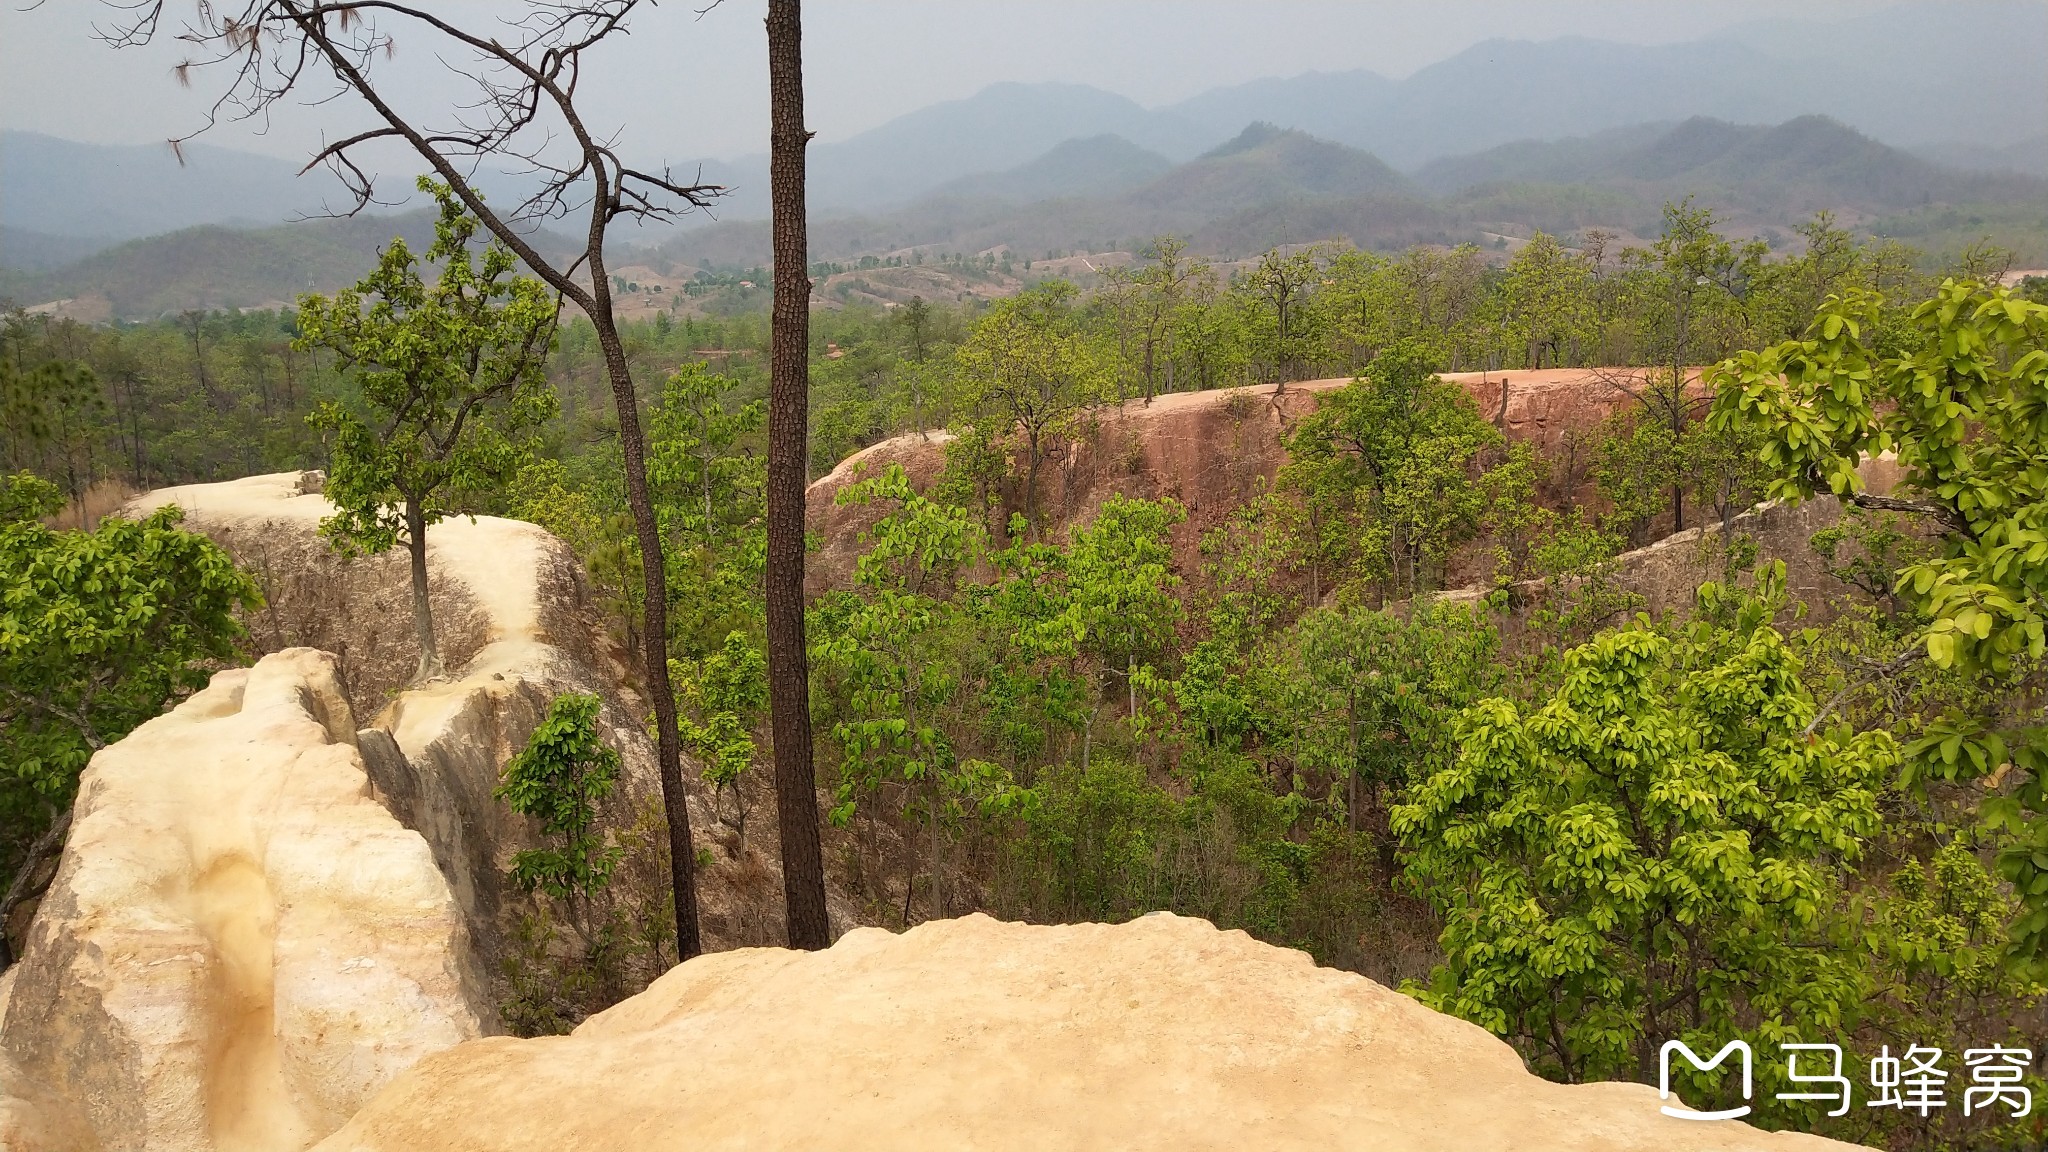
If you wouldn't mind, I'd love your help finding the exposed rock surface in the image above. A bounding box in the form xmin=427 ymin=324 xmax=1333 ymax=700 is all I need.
xmin=122 ymin=474 xmax=844 ymax=999
xmin=1426 ymin=453 xmax=1916 ymax=641
xmin=312 ymin=913 xmax=1856 ymax=1152
xmin=0 ymin=649 xmax=478 ymax=1152
xmin=806 ymin=368 xmax=1689 ymax=591
xmin=1 ymin=1051 xmax=99 ymax=1152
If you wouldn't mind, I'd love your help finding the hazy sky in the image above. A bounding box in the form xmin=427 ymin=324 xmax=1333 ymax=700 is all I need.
xmin=1 ymin=0 xmax=1902 ymax=163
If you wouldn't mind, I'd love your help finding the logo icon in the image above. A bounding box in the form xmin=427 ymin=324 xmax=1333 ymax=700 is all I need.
xmin=1659 ymin=1040 xmax=1754 ymax=1120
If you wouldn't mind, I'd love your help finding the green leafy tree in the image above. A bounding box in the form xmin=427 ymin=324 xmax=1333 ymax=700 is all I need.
xmin=648 ymin=363 xmax=766 ymax=658
xmin=0 ymin=353 xmax=106 ymax=508
xmin=0 ymin=474 xmax=260 ymax=967
xmin=297 ymin=180 xmax=559 ymax=682
xmin=1592 ymin=410 xmax=1680 ymax=546
xmin=1500 ymin=231 xmax=1595 ymax=369
xmin=674 ymin=631 xmax=769 ymax=849
xmin=496 ymin=692 xmax=623 ymax=901
xmin=1285 ymin=343 xmax=1503 ymax=600
xmin=1065 ymin=496 xmax=1185 ymax=718
xmin=1275 ymin=601 xmax=1499 ymax=832
xmin=1708 ymin=277 xmax=2048 ymax=960
xmin=1244 ymin=248 xmax=1323 ymax=384
xmin=953 ymin=281 xmax=1105 ymax=530
xmin=1618 ymin=200 xmax=1763 ymax=530
xmin=1394 ymin=567 xmax=1897 ymax=1085
xmin=649 ymin=363 xmax=764 ymax=552
xmin=816 ymin=463 xmax=987 ymax=919
xmin=1131 ymin=236 xmax=1208 ymax=402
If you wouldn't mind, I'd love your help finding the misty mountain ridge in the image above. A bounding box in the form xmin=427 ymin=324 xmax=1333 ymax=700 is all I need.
xmin=0 ymin=131 xmax=359 ymax=244
xmin=0 ymin=209 xmax=587 ymax=321
xmin=16 ymin=107 xmax=2048 ymax=321
xmin=921 ymin=134 xmax=1176 ymax=206
xmin=1911 ymin=134 xmax=2048 ymax=181
xmin=8 ymin=0 xmax=2041 ymax=252
xmin=657 ymin=115 xmax=2047 ymax=266
xmin=13 ymin=108 xmax=2045 ymax=320
xmin=1418 ymin=116 xmax=2048 ymax=220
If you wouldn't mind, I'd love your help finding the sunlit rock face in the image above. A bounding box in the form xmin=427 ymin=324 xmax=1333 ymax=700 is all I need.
xmin=0 ymin=650 xmax=480 ymax=1152
xmin=119 ymin=474 xmax=835 ymax=980
xmin=312 ymin=913 xmax=1857 ymax=1152
xmin=803 ymin=368 xmax=1678 ymax=592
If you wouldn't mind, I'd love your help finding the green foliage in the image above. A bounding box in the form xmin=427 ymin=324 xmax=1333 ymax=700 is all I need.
xmin=814 ymin=464 xmax=997 ymax=915
xmin=1063 ymin=494 xmax=1185 ymax=714
xmin=299 ymin=181 xmax=559 ymax=557
xmin=0 ymin=494 xmax=259 ymax=881
xmin=0 ymin=472 xmax=63 ymax=525
xmin=0 ymin=349 xmax=103 ymax=504
xmin=1593 ymin=406 xmax=1680 ymax=545
xmin=648 ymin=363 xmax=766 ymax=660
xmin=296 ymin=180 xmax=558 ymax=678
xmin=496 ymin=692 xmax=623 ymax=901
xmin=1500 ymin=231 xmax=1597 ymax=368
xmin=1284 ymin=342 xmax=1505 ymax=600
xmin=1710 ymin=278 xmax=2048 ymax=678
xmin=952 ymin=281 xmax=1108 ymax=528
xmin=1809 ymin=508 xmax=1931 ymax=615
xmin=673 ymin=630 xmax=768 ymax=843
xmin=1395 ymin=567 xmax=1897 ymax=1084
xmin=1708 ymin=279 xmax=2048 ymax=962
xmin=1273 ymin=601 xmax=1501 ymax=819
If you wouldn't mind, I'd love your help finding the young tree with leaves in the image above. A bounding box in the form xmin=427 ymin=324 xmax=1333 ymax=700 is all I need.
xmin=1709 ymin=277 xmax=2048 ymax=960
xmin=298 ymin=181 xmax=558 ymax=682
xmin=1395 ymin=567 xmax=1896 ymax=1085
xmin=1064 ymin=496 xmax=1185 ymax=718
xmin=0 ymin=473 xmax=260 ymax=969
xmin=1246 ymin=248 xmax=1321 ymax=385
xmin=112 ymin=0 xmax=722 ymax=959
xmin=817 ymin=463 xmax=986 ymax=920
xmin=674 ymin=632 xmax=769 ymax=851
xmin=1285 ymin=343 xmax=1503 ymax=600
xmin=954 ymin=282 xmax=1105 ymax=532
xmin=1499 ymin=231 xmax=1595 ymax=370
xmin=497 ymin=691 xmax=624 ymax=903
xmin=1619 ymin=200 xmax=1763 ymax=530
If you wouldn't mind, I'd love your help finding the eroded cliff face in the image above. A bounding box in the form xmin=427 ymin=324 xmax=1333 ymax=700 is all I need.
xmin=118 ymin=475 xmax=841 ymax=1010
xmin=0 ymin=650 xmax=479 ymax=1152
xmin=310 ymin=913 xmax=1859 ymax=1152
xmin=805 ymin=368 xmax=1685 ymax=591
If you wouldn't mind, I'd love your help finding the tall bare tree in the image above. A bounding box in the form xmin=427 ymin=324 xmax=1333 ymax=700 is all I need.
xmin=765 ymin=0 xmax=830 ymax=950
xmin=107 ymin=0 xmax=714 ymax=958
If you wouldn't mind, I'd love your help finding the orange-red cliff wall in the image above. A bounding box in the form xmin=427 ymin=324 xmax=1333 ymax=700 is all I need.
xmin=805 ymin=368 xmax=1700 ymax=592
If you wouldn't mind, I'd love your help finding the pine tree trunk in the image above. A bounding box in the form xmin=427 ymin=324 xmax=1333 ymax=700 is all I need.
xmin=593 ymin=323 xmax=703 ymax=962
xmin=405 ymin=498 xmax=444 ymax=682
xmin=767 ymin=0 xmax=831 ymax=951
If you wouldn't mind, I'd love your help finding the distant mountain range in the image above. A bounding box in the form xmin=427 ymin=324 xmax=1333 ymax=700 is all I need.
xmin=10 ymin=112 xmax=2047 ymax=319
xmin=659 ymin=115 xmax=2048 ymax=267
xmin=0 ymin=211 xmax=585 ymax=320
xmin=1414 ymin=116 xmax=2047 ymax=216
xmin=6 ymin=0 xmax=2042 ymax=260
xmin=0 ymin=132 xmax=357 ymax=246
xmin=687 ymin=0 xmax=2046 ymax=215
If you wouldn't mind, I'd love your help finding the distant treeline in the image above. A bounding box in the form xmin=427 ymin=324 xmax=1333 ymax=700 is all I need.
xmin=5 ymin=202 xmax=2040 ymax=509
